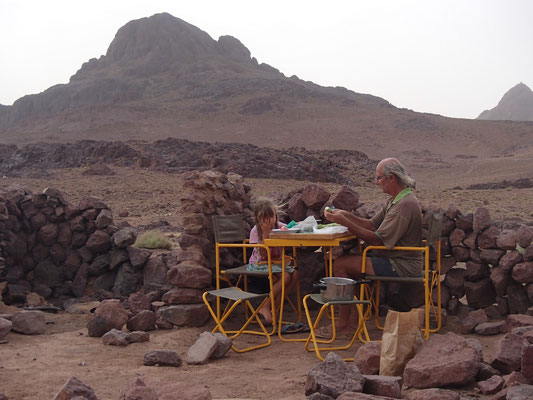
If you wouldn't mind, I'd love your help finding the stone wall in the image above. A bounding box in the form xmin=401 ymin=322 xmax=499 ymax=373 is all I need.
xmin=278 ymin=184 xmax=533 ymax=318
xmin=0 ymin=186 xmax=152 ymax=305
xmin=2 ymin=172 xmax=533 ymax=326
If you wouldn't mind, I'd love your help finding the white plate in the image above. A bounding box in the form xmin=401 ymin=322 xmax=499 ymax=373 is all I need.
xmin=271 ymin=228 xmax=301 ymax=233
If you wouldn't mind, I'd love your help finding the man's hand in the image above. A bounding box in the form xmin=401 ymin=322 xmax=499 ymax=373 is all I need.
xmin=324 ymin=209 xmax=343 ymax=224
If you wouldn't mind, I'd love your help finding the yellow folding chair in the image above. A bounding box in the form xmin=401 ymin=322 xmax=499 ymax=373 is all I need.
xmin=211 ymin=214 xmax=300 ymax=337
xmin=303 ymin=292 xmax=371 ymax=361
xmin=360 ymin=212 xmax=443 ymax=339
xmin=202 ymin=288 xmax=271 ymax=352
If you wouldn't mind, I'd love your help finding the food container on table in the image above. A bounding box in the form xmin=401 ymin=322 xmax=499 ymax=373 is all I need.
xmin=316 ymin=277 xmax=357 ymax=301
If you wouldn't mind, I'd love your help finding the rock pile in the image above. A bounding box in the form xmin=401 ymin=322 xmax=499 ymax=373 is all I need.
xmin=280 ymin=186 xmax=533 ymax=318
xmin=306 ymin=328 xmax=533 ymax=399
xmin=0 ymin=186 xmax=148 ymax=304
xmin=0 ymin=138 xmax=375 ymax=184
xmin=438 ymin=206 xmax=533 ymax=317
xmin=47 ymin=375 xmax=213 ymax=400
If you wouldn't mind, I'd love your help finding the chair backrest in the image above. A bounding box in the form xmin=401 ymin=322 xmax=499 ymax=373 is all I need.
xmin=213 ymin=214 xmax=246 ymax=243
xmin=426 ymin=211 xmax=443 ymax=245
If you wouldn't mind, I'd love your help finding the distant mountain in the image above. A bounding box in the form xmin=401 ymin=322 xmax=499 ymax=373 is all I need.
xmin=478 ymin=83 xmax=533 ymax=121
xmin=0 ymin=12 xmax=533 ymax=189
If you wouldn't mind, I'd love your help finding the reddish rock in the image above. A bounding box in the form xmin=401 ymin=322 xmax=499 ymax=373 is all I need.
xmin=305 ymin=352 xmax=365 ymax=398
xmin=331 ymin=186 xmax=359 ymax=212
xmin=480 ymin=249 xmax=505 ymax=265
xmin=491 ymin=267 xmax=512 ymax=297
xmin=173 ymin=247 xmax=208 ymax=266
xmin=526 ymin=244 xmax=533 ymax=261
xmin=126 ymin=310 xmax=156 ymax=332
xmin=512 ymin=262 xmax=533 ymax=283
xmin=463 ymin=231 xmax=478 ymax=249
xmin=102 ymin=328 xmax=130 ymax=346
xmin=500 ymin=251 xmax=523 ymax=273
xmin=143 ymin=350 xmax=182 ymax=367
xmin=464 ymin=278 xmax=497 ymax=309
xmin=506 ymin=385 xmax=533 ymax=399
xmin=473 ymin=208 xmax=491 ymax=233
xmin=166 ymin=261 xmax=212 ymax=289
xmin=162 ymin=287 xmax=204 ymax=304
xmin=503 ymin=371 xmax=528 ymax=388
xmin=127 ymin=291 xmax=152 ymax=314
xmin=158 ymin=304 xmax=210 ymax=327
xmin=449 ymin=229 xmax=466 ymax=247
xmin=477 ymin=375 xmax=504 ymax=395
xmin=403 ymin=333 xmax=482 ymax=388
xmin=475 ymin=321 xmax=505 ymax=335
xmin=11 ymin=310 xmax=46 ymax=335
xmin=507 ymin=283 xmax=529 ymax=314
xmin=52 ymin=376 xmax=98 ymax=400
xmin=85 ymin=230 xmax=111 ymax=253
xmin=452 ymin=246 xmax=470 ymax=262
xmin=496 ymin=229 xmax=516 ymax=250
xmin=440 ymin=216 xmax=456 ymax=236
xmin=517 ymin=225 xmax=533 ymax=249
xmin=461 ymin=309 xmax=488 ymax=334
xmin=78 ymin=196 xmax=107 ymax=211
xmin=92 ymin=299 xmax=128 ymax=331
xmin=456 ymin=213 xmax=473 ymax=231
xmin=142 ymin=255 xmax=168 ymax=291
xmin=439 ymin=256 xmax=457 ymax=275
xmin=464 ymin=261 xmax=490 ymax=281
xmin=405 ymin=388 xmax=459 ymax=400
xmin=444 ymin=268 xmax=465 ymax=298
xmin=477 ymin=362 xmax=500 ymax=381
xmin=301 ymin=184 xmax=330 ymax=210
xmin=477 ymin=226 xmax=501 ymax=249
xmin=126 ymin=246 xmax=152 ymax=268
xmin=521 ymin=344 xmax=533 ymax=383
xmin=490 ymin=333 xmax=528 ymax=374
xmin=354 ymin=341 xmax=381 ymax=375
xmin=38 ymin=223 xmax=58 ymax=246
xmin=362 ymin=375 xmax=402 ymax=398
xmin=502 ymin=314 xmax=533 ymax=333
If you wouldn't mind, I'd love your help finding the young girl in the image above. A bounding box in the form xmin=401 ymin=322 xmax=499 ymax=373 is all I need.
xmin=248 ymin=198 xmax=299 ymax=325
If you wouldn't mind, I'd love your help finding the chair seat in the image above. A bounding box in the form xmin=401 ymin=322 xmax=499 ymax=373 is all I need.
xmin=308 ymin=293 xmax=371 ymax=306
xmin=367 ymin=275 xmax=425 ymax=283
xmin=223 ymin=265 xmax=270 ymax=278
xmin=207 ymin=287 xmax=268 ymax=302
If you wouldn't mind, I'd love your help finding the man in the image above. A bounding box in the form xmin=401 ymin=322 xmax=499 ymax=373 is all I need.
xmin=319 ymin=157 xmax=423 ymax=337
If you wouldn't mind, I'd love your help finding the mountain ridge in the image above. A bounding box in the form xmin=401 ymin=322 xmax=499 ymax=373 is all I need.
xmin=478 ymin=82 xmax=533 ymax=122
xmin=0 ymin=12 xmax=532 ymax=189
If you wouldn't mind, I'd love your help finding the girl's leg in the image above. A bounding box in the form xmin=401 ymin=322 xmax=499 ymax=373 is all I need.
xmin=258 ymin=270 xmax=297 ymax=323
xmin=258 ymin=275 xmax=283 ymax=324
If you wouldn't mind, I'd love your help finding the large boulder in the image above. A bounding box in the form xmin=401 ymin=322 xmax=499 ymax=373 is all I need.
xmin=403 ymin=333 xmax=482 ymax=388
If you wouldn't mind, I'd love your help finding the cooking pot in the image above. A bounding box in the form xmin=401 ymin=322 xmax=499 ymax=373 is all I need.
xmin=316 ymin=277 xmax=357 ymax=301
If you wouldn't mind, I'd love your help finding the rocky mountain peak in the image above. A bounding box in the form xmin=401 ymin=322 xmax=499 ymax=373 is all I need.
xmin=478 ymin=82 xmax=533 ymax=121
xmin=106 ymin=12 xmax=217 ymax=64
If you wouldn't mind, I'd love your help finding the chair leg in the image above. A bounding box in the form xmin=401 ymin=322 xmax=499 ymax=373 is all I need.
xmin=202 ymin=292 xmax=272 ymax=353
xmin=303 ymin=295 xmax=369 ymax=361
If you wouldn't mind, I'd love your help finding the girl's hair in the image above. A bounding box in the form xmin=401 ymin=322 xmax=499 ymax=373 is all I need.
xmin=253 ymin=198 xmax=278 ymax=240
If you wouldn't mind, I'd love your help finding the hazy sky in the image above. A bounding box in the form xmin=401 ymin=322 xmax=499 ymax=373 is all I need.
xmin=1 ymin=0 xmax=532 ymax=119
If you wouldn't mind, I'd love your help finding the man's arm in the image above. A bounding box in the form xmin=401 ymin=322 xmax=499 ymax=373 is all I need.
xmin=325 ymin=210 xmax=383 ymax=245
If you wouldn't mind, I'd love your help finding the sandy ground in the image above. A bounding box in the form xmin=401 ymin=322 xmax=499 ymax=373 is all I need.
xmin=0 ymin=166 xmax=530 ymax=399
xmin=0 ymin=305 xmax=500 ymax=400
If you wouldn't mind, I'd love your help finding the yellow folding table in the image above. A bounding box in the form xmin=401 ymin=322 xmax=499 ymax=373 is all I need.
xmin=264 ymin=231 xmax=365 ymax=342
